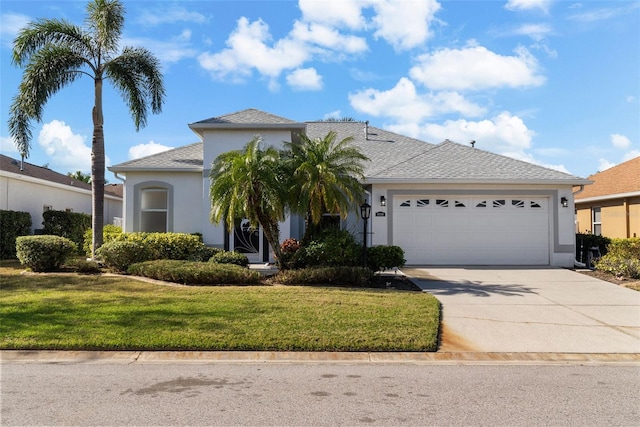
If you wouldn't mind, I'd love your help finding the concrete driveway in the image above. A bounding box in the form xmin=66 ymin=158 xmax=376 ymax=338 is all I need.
xmin=401 ymin=267 xmax=640 ymax=353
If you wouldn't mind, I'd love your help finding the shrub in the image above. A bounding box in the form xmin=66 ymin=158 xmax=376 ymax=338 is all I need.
xmin=83 ymin=224 xmax=123 ymax=256
xmin=367 ymin=245 xmax=406 ymax=272
xmin=595 ymin=238 xmax=640 ymax=279
xmin=43 ymin=210 xmax=91 ymax=253
xmin=128 ymin=260 xmax=261 ymax=285
xmin=110 ymin=232 xmax=205 ymax=261
xmin=0 ymin=210 xmax=31 ymax=259
xmin=278 ymin=238 xmax=301 ymax=269
xmin=95 ymin=240 xmax=151 ymax=272
xmin=274 ymin=266 xmax=373 ymax=287
xmin=15 ymin=235 xmax=77 ymax=272
xmin=188 ymin=245 xmax=223 ymax=262
xmin=293 ymin=229 xmax=361 ymax=268
xmin=210 ymin=250 xmax=250 ymax=267
xmin=65 ymin=258 xmax=102 ymax=274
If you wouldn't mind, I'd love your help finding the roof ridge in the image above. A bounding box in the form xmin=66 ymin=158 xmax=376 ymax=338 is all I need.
xmin=115 ymin=142 xmax=200 ymax=166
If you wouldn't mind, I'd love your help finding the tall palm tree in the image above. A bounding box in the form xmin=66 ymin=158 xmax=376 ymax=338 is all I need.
xmin=8 ymin=0 xmax=165 ymax=257
xmin=284 ymin=130 xmax=369 ymax=240
xmin=209 ymin=137 xmax=287 ymax=267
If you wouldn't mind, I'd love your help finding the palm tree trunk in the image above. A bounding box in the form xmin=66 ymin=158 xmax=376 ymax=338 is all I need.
xmin=256 ymin=211 xmax=285 ymax=270
xmin=91 ymin=76 xmax=105 ymax=258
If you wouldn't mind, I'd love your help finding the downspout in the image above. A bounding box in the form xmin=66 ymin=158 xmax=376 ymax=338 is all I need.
xmin=624 ymin=198 xmax=630 ymax=238
xmin=112 ymin=172 xmax=126 ymax=230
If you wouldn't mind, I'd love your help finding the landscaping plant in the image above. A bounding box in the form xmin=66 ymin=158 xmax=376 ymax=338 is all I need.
xmin=15 ymin=235 xmax=77 ymax=272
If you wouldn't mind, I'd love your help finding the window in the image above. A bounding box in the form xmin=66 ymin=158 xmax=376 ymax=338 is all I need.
xmin=400 ymin=200 xmax=411 ymax=207
xmin=416 ymin=199 xmax=430 ymax=208
xmin=530 ymin=201 xmax=542 ymax=209
xmin=436 ymin=199 xmax=449 ymax=208
xmin=141 ymin=188 xmax=168 ymax=232
xmin=475 ymin=201 xmax=487 ymax=208
xmin=511 ymin=200 xmax=524 ymax=209
xmin=492 ymin=199 xmax=506 ymax=208
xmin=592 ymin=207 xmax=602 ymax=236
xmin=454 ymin=200 xmax=466 ymax=208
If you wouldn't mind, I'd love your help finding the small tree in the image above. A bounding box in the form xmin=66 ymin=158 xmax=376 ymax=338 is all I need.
xmin=209 ymin=137 xmax=287 ymax=268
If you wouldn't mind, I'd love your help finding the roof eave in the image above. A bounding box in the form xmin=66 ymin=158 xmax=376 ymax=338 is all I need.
xmin=188 ymin=122 xmax=307 ymax=138
xmin=575 ymin=191 xmax=640 ymax=203
xmin=364 ymin=177 xmax=593 ymax=185
xmin=108 ymin=166 xmax=203 ymax=173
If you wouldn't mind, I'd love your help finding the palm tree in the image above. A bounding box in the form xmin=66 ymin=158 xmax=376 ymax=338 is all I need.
xmin=209 ymin=137 xmax=287 ymax=268
xmin=67 ymin=171 xmax=92 ymax=184
xmin=284 ymin=130 xmax=369 ymax=240
xmin=8 ymin=0 xmax=165 ymax=257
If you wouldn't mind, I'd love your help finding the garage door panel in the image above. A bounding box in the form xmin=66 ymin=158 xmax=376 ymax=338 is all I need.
xmin=394 ymin=196 xmax=550 ymax=265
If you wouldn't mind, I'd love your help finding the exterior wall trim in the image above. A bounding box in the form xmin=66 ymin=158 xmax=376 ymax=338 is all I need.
xmin=132 ymin=181 xmax=175 ymax=232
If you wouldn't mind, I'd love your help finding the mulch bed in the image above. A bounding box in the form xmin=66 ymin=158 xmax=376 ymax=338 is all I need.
xmin=368 ymin=273 xmax=421 ymax=291
xmin=578 ymin=269 xmax=640 ymax=290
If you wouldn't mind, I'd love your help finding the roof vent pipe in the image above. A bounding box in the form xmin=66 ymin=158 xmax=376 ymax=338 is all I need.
xmin=365 ymin=121 xmax=369 ymax=140
xmin=20 ymin=155 xmax=24 ymax=171
xmin=470 ymin=140 xmax=476 ymax=148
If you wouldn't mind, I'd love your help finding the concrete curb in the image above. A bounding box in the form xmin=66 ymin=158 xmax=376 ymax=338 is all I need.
xmin=2 ymin=350 xmax=639 ymax=365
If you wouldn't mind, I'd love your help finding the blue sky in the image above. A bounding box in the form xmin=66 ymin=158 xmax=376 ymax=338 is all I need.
xmin=1 ymin=0 xmax=638 ymax=181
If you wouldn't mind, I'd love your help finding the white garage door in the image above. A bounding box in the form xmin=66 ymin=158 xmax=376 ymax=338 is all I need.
xmin=393 ymin=196 xmax=550 ymax=265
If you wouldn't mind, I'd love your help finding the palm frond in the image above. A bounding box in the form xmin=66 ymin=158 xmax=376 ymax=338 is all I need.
xmin=106 ymin=46 xmax=165 ymax=130
xmin=86 ymin=0 xmax=124 ymax=54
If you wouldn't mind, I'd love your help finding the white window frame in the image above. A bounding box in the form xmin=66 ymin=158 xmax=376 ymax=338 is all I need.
xmin=592 ymin=207 xmax=602 ymax=235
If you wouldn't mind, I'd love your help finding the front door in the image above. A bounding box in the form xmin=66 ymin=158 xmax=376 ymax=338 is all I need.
xmin=232 ymin=219 xmax=263 ymax=263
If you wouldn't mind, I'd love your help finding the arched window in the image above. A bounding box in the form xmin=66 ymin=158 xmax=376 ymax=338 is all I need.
xmin=140 ymin=188 xmax=168 ymax=232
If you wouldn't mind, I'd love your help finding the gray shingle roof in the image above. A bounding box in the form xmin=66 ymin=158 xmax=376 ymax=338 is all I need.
xmin=109 ymin=142 xmax=203 ymax=171
xmin=192 ymin=108 xmax=300 ymax=125
xmin=1 ymin=154 xmax=122 ymax=197
xmin=111 ymin=109 xmax=589 ymax=184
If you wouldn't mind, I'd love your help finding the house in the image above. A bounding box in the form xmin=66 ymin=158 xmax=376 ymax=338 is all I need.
xmin=109 ymin=108 xmax=590 ymax=267
xmin=0 ymin=154 xmax=123 ymax=233
xmin=574 ymin=156 xmax=640 ymax=238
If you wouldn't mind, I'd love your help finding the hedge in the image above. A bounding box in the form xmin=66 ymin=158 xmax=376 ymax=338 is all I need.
xmin=0 ymin=210 xmax=31 ymax=259
xmin=15 ymin=235 xmax=77 ymax=272
xmin=43 ymin=210 xmax=91 ymax=253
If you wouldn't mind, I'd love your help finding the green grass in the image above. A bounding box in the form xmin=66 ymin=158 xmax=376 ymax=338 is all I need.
xmin=0 ymin=261 xmax=440 ymax=351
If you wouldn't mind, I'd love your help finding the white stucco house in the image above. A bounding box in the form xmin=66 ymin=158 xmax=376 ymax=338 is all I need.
xmin=109 ymin=108 xmax=590 ymax=267
xmin=0 ymin=154 xmax=123 ymax=233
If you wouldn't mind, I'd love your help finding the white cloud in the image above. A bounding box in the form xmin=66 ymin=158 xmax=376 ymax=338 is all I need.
xmin=1 ymin=12 xmax=30 ymax=48
xmin=198 ymin=17 xmax=310 ymax=81
xmin=323 ymin=110 xmax=342 ymax=120
xmin=568 ymin=7 xmax=624 ymax=23
xmin=409 ymin=45 xmax=545 ymax=91
xmin=128 ymin=141 xmax=173 ymax=160
xmin=123 ymin=30 xmax=197 ymax=65
xmin=627 ymin=95 xmax=636 ymax=103
xmin=286 ymin=68 xmax=323 ymax=91
xmin=623 ymin=150 xmax=640 ymax=162
xmin=290 ymin=21 xmax=367 ymax=54
xmin=611 ymin=133 xmax=631 ymax=149
xmin=513 ymin=23 xmax=552 ymax=40
xmin=136 ymin=6 xmax=208 ymax=26
xmin=298 ymin=0 xmax=367 ymax=30
xmin=37 ymin=120 xmax=108 ymax=173
xmin=598 ymin=158 xmax=616 ymax=171
xmin=370 ymin=0 xmax=442 ymax=51
xmin=0 ymin=136 xmax=18 ymax=154
xmin=349 ymin=77 xmax=486 ymax=122
xmin=505 ymin=0 xmax=552 ymax=13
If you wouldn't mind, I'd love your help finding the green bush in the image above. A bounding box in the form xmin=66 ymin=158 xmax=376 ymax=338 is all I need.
xmin=0 ymin=210 xmax=31 ymax=259
xmin=188 ymin=245 xmax=223 ymax=262
xmin=274 ymin=266 xmax=373 ymax=287
xmin=293 ymin=229 xmax=362 ymax=268
xmin=128 ymin=260 xmax=261 ymax=285
xmin=83 ymin=224 xmax=123 ymax=256
xmin=95 ymin=240 xmax=151 ymax=272
xmin=65 ymin=258 xmax=102 ymax=274
xmin=278 ymin=238 xmax=301 ymax=269
xmin=15 ymin=235 xmax=77 ymax=272
xmin=595 ymin=238 xmax=640 ymax=279
xmin=367 ymin=245 xmax=406 ymax=271
xmin=210 ymin=250 xmax=250 ymax=267
xmin=110 ymin=232 xmax=204 ymax=261
xmin=43 ymin=210 xmax=91 ymax=253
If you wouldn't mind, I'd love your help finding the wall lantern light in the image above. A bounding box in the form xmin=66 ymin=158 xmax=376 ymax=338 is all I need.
xmin=380 ymin=195 xmax=386 ymax=206
xmin=360 ymin=201 xmax=371 ymax=267
xmin=561 ymin=197 xmax=568 ymax=208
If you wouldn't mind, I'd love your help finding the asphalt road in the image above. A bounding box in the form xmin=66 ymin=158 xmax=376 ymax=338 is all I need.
xmin=2 ymin=361 xmax=639 ymax=426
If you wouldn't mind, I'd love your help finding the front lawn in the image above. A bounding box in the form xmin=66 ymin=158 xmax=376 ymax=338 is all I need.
xmin=0 ymin=262 xmax=440 ymax=352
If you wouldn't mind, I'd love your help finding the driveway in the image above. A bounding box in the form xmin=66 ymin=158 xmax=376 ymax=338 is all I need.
xmin=401 ymin=267 xmax=640 ymax=353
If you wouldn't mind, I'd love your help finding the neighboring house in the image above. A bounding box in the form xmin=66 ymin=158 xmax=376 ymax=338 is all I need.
xmin=0 ymin=154 xmax=123 ymax=233
xmin=109 ymin=108 xmax=590 ymax=267
xmin=574 ymin=156 xmax=640 ymax=238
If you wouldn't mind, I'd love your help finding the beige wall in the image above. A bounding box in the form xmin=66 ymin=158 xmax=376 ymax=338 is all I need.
xmin=575 ymin=197 xmax=640 ymax=238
